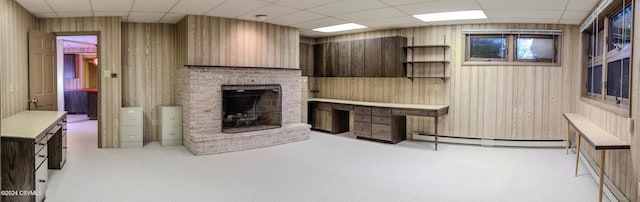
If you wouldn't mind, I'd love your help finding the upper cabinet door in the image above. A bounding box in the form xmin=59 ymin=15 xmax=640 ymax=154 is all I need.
xmin=313 ymin=43 xmax=327 ymax=77
xmin=351 ymin=39 xmax=365 ymax=77
xmin=326 ymin=42 xmax=339 ymax=77
xmin=382 ymin=36 xmax=407 ymax=77
xmin=338 ymin=41 xmax=351 ymax=77
xmin=299 ymin=43 xmax=314 ymax=77
xmin=364 ymin=38 xmax=382 ymax=77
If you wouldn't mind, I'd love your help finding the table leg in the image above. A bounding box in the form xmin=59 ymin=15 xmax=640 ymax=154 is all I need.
xmin=566 ymin=124 xmax=570 ymax=155
xmin=434 ymin=116 xmax=438 ymax=151
xmin=598 ymin=150 xmax=605 ymax=202
xmin=575 ymin=135 xmax=581 ymax=177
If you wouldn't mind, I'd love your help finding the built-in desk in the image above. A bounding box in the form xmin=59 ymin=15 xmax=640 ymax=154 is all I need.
xmin=308 ymin=98 xmax=449 ymax=150
xmin=1 ymin=110 xmax=67 ymax=202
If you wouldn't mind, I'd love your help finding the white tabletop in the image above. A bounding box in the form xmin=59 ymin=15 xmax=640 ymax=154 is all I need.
xmin=2 ymin=110 xmax=67 ymax=139
xmin=308 ymin=98 xmax=448 ymax=110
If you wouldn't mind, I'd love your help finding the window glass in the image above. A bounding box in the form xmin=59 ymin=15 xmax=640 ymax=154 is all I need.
xmin=610 ymin=6 xmax=632 ymax=50
xmin=469 ymin=37 xmax=506 ymax=59
xmin=606 ymin=58 xmax=630 ymax=98
xmin=587 ymin=65 xmax=602 ymax=94
xmin=516 ymin=37 xmax=555 ymax=61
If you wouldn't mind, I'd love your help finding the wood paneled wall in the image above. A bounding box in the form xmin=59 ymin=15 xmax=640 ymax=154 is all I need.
xmin=0 ymin=0 xmax=39 ymax=118
xmin=39 ymin=17 xmax=122 ymax=148
xmin=122 ymin=22 xmax=176 ymax=142
xmin=184 ymin=15 xmax=299 ymax=68
xmin=311 ymin=24 xmax=577 ymax=140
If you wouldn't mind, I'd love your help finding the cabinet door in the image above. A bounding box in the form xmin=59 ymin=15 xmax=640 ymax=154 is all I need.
xmin=382 ymin=37 xmax=407 ymax=77
xmin=364 ymin=38 xmax=382 ymax=77
xmin=313 ymin=109 xmax=333 ymax=131
xmin=351 ymin=39 xmax=365 ymax=77
xmin=338 ymin=41 xmax=351 ymax=77
xmin=63 ymin=54 xmax=76 ymax=78
xmin=326 ymin=42 xmax=339 ymax=77
xmin=313 ymin=43 xmax=327 ymax=77
xmin=300 ymin=43 xmax=314 ymax=76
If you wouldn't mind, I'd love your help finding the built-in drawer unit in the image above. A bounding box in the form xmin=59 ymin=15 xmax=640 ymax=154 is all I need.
xmin=371 ymin=107 xmax=391 ymax=116
xmin=332 ymin=104 xmax=354 ymax=111
xmin=354 ymin=114 xmax=372 ymax=122
xmin=354 ymin=106 xmax=372 ymax=115
xmin=158 ymin=106 xmax=183 ymax=146
xmin=121 ymin=107 xmax=143 ymax=148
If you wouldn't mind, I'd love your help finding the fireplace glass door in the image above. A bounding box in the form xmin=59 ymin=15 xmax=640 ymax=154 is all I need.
xmin=221 ymin=85 xmax=282 ymax=133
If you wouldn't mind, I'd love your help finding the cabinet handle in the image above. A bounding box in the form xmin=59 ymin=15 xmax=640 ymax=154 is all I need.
xmin=63 ymin=147 xmax=68 ymax=149
xmin=38 ymin=154 xmax=46 ymax=158
xmin=38 ymin=179 xmax=46 ymax=183
xmin=38 ymin=143 xmax=46 ymax=146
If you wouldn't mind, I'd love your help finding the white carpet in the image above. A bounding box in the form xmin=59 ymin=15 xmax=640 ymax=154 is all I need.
xmin=45 ymin=115 xmax=606 ymax=202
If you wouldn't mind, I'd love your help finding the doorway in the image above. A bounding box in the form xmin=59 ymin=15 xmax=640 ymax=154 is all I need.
xmin=56 ymin=34 xmax=99 ymax=147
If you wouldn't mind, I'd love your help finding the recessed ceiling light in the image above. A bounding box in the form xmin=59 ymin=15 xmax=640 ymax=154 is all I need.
xmin=413 ymin=10 xmax=487 ymax=22
xmin=312 ymin=23 xmax=367 ymax=33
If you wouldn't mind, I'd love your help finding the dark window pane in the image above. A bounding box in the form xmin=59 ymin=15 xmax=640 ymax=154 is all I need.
xmin=606 ymin=58 xmax=630 ymax=98
xmin=610 ymin=6 xmax=632 ymax=50
xmin=469 ymin=37 xmax=506 ymax=59
xmin=516 ymin=37 xmax=555 ymax=61
xmin=587 ymin=65 xmax=602 ymax=94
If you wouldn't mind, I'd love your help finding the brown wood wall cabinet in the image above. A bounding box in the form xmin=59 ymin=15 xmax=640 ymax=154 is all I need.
xmin=63 ymin=54 xmax=76 ymax=79
xmin=299 ymin=43 xmax=314 ymax=76
xmin=311 ymin=36 xmax=406 ymax=78
xmin=1 ymin=111 xmax=67 ymax=202
xmin=64 ymin=90 xmax=88 ymax=114
xmin=309 ymin=98 xmax=448 ymax=146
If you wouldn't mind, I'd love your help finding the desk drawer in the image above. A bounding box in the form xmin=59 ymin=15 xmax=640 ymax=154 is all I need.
xmin=355 ymin=114 xmax=371 ymax=122
xmin=315 ymin=102 xmax=332 ymax=111
xmin=35 ymin=160 xmax=48 ymax=202
xmin=372 ymin=124 xmax=392 ymax=141
xmin=121 ymin=125 xmax=143 ymax=141
xmin=371 ymin=107 xmax=391 ymax=116
xmin=35 ymin=135 xmax=47 ymax=155
xmin=392 ymin=109 xmax=436 ymax=117
xmin=354 ymin=130 xmax=372 ymax=138
xmin=354 ymin=106 xmax=371 ymax=115
xmin=355 ymin=121 xmax=372 ymax=131
xmin=35 ymin=144 xmax=48 ymax=169
xmin=332 ymin=104 xmax=353 ymax=111
xmin=371 ymin=116 xmax=391 ymax=125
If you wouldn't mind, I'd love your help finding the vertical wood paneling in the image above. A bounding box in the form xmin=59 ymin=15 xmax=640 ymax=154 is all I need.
xmin=186 ymin=16 xmax=299 ymax=68
xmin=39 ymin=17 xmax=122 ymax=148
xmin=633 ymin=3 xmax=640 ymax=200
xmin=0 ymin=0 xmax=39 ymax=118
xmin=311 ymin=23 xmax=636 ymax=200
xmin=122 ymin=22 xmax=176 ymax=142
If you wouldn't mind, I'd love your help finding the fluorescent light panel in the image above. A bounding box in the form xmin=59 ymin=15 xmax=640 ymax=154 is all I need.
xmin=312 ymin=23 xmax=367 ymax=33
xmin=413 ymin=10 xmax=487 ymax=22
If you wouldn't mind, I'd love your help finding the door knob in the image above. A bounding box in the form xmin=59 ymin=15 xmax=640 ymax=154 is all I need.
xmin=28 ymin=98 xmax=38 ymax=103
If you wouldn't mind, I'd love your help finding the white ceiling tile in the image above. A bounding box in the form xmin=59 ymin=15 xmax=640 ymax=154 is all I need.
xmin=131 ymin=0 xmax=179 ymax=12
xmin=561 ymin=10 xmax=590 ymax=20
xmin=428 ymin=18 xmax=491 ymax=25
xmin=47 ymin=0 xmax=91 ymax=12
xmin=308 ymin=0 xmax=388 ymax=16
xmin=485 ymin=10 xmax=563 ymax=19
xmin=32 ymin=12 xmax=59 ymax=18
xmin=170 ymin=0 xmax=226 ymax=15
xmin=91 ymin=0 xmax=133 ymax=11
xmin=294 ymin=17 xmax=348 ymax=29
xmin=491 ymin=18 xmax=560 ymax=24
xmin=15 ymin=0 xmax=53 ymax=13
xmin=236 ymin=4 xmax=298 ymax=22
xmin=205 ymin=0 xmax=269 ymax=18
xmin=127 ymin=12 xmax=166 ymax=23
xmin=267 ymin=10 xmax=326 ymax=26
xmin=379 ymin=0 xmax=437 ymax=6
xmin=93 ymin=11 xmax=129 ymax=17
xmin=395 ymin=0 xmax=481 ymax=15
xmin=336 ymin=7 xmax=405 ymax=22
xmin=56 ymin=11 xmax=94 ymax=17
xmin=477 ymin=0 xmax=568 ymax=10
xmin=368 ymin=21 xmax=427 ymax=29
xmin=160 ymin=13 xmax=186 ymax=23
xmin=272 ymin=0 xmax=341 ymax=9
xmin=565 ymin=0 xmax=598 ymax=11
xmin=559 ymin=19 xmax=583 ymax=24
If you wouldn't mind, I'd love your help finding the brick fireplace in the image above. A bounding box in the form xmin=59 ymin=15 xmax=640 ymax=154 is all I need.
xmin=177 ymin=66 xmax=311 ymax=155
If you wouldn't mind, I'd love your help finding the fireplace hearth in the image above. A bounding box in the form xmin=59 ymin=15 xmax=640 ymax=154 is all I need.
xmin=222 ymin=85 xmax=282 ymax=133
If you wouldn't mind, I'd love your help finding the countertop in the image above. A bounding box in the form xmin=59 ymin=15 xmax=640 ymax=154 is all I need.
xmin=1 ymin=110 xmax=67 ymax=139
xmin=308 ymin=98 xmax=449 ymax=110
xmin=64 ymin=88 xmax=97 ymax=92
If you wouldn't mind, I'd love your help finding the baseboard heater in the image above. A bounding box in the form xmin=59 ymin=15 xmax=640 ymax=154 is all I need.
xmin=412 ymin=133 xmax=565 ymax=148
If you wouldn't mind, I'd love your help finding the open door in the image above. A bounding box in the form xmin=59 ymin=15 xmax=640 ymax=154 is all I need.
xmin=28 ymin=30 xmax=57 ymax=110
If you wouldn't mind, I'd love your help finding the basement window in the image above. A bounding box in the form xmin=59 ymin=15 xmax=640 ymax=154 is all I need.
xmin=463 ymin=30 xmax=560 ymax=65
xmin=467 ymin=35 xmax=506 ymax=61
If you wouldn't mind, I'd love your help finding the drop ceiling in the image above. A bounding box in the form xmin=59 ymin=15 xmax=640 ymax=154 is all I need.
xmin=17 ymin=0 xmax=598 ymax=37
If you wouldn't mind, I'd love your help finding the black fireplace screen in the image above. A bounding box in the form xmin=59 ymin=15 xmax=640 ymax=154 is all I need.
xmin=221 ymin=84 xmax=282 ymax=133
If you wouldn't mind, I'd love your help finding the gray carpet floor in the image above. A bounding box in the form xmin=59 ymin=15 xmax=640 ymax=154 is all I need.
xmin=45 ymin=115 xmax=606 ymax=202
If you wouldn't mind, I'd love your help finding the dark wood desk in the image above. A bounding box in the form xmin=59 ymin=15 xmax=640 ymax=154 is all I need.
xmin=308 ymin=98 xmax=449 ymax=150
xmin=1 ymin=111 xmax=67 ymax=202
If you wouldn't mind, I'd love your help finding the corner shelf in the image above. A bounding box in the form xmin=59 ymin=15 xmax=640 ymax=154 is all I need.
xmin=405 ymin=37 xmax=449 ymax=81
